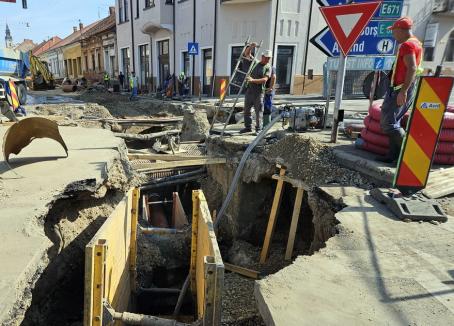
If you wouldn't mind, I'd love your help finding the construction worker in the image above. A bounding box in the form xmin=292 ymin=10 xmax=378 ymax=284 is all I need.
xmin=103 ymin=72 xmax=110 ymax=89
xmin=119 ymin=71 xmax=125 ymax=90
xmin=178 ymin=72 xmax=185 ymax=96
xmin=240 ymin=49 xmax=272 ymax=134
xmin=129 ymin=71 xmax=139 ymax=101
xmin=378 ymin=17 xmax=423 ymax=163
xmin=263 ymin=64 xmax=276 ymax=127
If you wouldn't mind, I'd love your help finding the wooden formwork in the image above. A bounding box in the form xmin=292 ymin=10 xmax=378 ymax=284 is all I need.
xmin=83 ymin=188 xmax=140 ymax=326
xmin=190 ymin=190 xmax=224 ymax=326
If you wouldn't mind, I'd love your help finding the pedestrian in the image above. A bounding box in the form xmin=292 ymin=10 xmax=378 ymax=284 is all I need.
xmin=103 ymin=72 xmax=110 ymax=89
xmin=178 ymin=72 xmax=185 ymax=96
xmin=129 ymin=71 xmax=139 ymax=101
xmin=378 ymin=17 xmax=423 ymax=163
xmin=240 ymin=49 xmax=272 ymax=134
xmin=119 ymin=71 xmax=125 ymax=90
xmin=263 ymin=63 xmax=276 ymax=127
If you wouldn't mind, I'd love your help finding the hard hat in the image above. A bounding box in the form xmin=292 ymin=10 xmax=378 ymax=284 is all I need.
xmin=387 ymin=17 xmax=413 ymax=30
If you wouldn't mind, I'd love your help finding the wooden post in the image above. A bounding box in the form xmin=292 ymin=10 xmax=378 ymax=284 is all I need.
xmin=92 ymin=241 xmax=106 ymax=326
xmin=260 ymin=165 xmax=287 ymax=264
xmin=285 ymin=187 xmax=304 ymax=261
xmin=190 ymin=190 xmax=200 ymax=293
xmin=130 ymin=188 xmax=140 ymax=293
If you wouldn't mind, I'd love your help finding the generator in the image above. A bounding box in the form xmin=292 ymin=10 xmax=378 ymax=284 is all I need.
xmin=288 ymin=105 xmax=325 ymax=132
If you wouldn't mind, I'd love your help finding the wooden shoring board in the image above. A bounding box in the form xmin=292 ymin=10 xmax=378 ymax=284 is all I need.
xmin=285 ymin=187 xmax=304 ymax=261
xmin=423 ymin=167 xmax=454 ymax=198
xmin=190 ymin=190 xmax=224 ymax=325
xmin=84 ymin=188 xmax=139 ymax=326
xmin=172 ymin=192 xmax=188 ymax=228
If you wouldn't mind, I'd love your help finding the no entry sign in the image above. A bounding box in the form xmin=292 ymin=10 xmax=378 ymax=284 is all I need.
xmin=394 ymin=77 xmax=454 ymax=193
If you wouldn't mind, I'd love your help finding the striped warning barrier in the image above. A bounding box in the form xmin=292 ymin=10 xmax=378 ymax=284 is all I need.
xmin=220 ymin=79 xmax=227 ymax=101
xmin=394 ymin=76 xmax=454 ymax=193
xmin=6 ymin=79 xmax=20 ymax=110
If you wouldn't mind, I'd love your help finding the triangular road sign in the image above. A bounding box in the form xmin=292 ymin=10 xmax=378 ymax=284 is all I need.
xmin=319 ymin=1 xmax=381 ymax=56
xmin=189 ymin=45 xmax=197 ymax=54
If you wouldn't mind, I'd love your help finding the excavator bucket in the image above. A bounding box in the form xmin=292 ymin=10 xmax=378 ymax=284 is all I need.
xmin=3 ymin=117 xmax=68 ymax=163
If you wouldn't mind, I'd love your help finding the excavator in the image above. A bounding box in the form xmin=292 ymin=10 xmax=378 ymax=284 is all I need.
xmin=29 ymin=52 xmax=55 ymax=90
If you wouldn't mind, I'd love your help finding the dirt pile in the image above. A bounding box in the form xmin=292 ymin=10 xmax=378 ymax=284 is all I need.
xmin=180 ymin=106 xmax=210 ymax=142
xmin=264 ymin=134 xmax=371 ymax=188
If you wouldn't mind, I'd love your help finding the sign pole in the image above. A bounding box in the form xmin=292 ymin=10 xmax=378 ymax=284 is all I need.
xmin=330 ymin=53 xmax=347 ymax=143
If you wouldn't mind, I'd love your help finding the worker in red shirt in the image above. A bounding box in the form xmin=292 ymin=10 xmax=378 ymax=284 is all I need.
xmin=378 ymin=17 xmax=423 ymax=163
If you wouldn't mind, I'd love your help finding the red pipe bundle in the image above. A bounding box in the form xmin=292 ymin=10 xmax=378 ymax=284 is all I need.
xmin=356 ymin=102 xmax=454 ymax=165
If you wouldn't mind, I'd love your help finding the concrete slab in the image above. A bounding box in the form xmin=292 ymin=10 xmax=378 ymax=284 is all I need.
xmin=0 ymin=126 xmax=124 ymax=324
xmin=255 ymin=186 xmax=454 ymax=326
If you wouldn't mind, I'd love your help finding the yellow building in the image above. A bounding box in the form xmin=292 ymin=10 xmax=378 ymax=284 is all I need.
xmin=63 ymin=42 xmax=83 ymax=80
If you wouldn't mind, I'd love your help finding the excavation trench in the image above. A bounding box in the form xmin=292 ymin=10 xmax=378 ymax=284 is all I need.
xmin=18 ymin=126 xmax=374 ymax=326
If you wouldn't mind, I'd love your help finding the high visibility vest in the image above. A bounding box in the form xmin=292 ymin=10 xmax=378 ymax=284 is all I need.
xmin=390 ymin=36 xmax=424 ymax=91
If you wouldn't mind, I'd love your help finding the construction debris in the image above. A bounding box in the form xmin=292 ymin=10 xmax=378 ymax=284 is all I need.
xmin=114 ymin=129 xmax=180 ymax=141
xmin=3 ymin=117 xmax=68 ymax=162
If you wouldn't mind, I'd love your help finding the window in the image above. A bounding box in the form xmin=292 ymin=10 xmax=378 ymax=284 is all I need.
xmin=124 ymin=0 xmax=129 ymax=21
xmin=92 ymin=54 xmax=96 ymax=71
xmin=424 ymin=47 xmax=434 ymax=62
xmin=145 ymin=0 xmax=154 ymax=8
xmin=136 ymin=0 xmax=139 ymax=18
xmin=446 ymin=31 xmax=454 ymax=62
xmin=98 ymin=51 xmax=102 ymax=71
xmin=182 ymin=51 xmax=190 ymax=76
xmin=85 ymin=56 xmax=88 ymax=72
xmin=78 ymin=57 xmax=82 ymax=75
xmin=119 ymin=0 xmax=124 ymax=23
xmin=139 ymin=44 xmax=150 ymax=88
xmin=202 ymin=49 xmax=213 ymax=94
xmin=121 ymin=48 xmax=130 ymax=76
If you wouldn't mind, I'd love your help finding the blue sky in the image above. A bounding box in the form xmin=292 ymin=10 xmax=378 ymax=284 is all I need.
xmin=0 ymin=0 xmax=114 ymax=45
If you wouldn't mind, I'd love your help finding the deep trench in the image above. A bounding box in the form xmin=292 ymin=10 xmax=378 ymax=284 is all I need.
xmin=18 ymin=157 xmax=343 ymax=326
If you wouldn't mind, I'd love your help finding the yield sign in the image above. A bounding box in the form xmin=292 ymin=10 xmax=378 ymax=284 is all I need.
xmin=319 ymin=1 xmax=382 ymax=56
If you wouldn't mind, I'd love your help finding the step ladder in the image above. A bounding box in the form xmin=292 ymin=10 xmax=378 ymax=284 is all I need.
xmin=209 ymin=37 xmax=263 ymax=136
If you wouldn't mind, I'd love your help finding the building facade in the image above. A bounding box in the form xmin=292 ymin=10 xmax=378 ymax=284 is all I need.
xmin=115 ymin=0 xmax=310 ymax=95
xmin=115 ymin=0 xmax=454 ymax=96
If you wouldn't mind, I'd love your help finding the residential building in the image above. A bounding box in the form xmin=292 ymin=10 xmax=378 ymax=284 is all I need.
xmin=32 ymin=37 xmax=62 ymax=74
xmin=81 ymin=7 xmax=118 ymax=82
xmin=14 ymin=39 xmax=36 ymax=53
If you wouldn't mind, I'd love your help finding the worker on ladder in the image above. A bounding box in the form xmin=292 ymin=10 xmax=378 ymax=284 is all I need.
xmin=378 ymin=17 xmax=423 ymax=163
xmin=240 ymin=49 xmax=272 ymax=134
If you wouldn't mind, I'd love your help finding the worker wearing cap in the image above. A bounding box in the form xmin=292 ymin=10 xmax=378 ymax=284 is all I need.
xmin=240 ymin=50 xmax=272 ymax=134
xmin=378 ymin=17 xmax=423 ymax=163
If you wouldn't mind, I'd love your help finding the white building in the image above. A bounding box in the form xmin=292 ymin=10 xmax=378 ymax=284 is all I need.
xmin=116 ymin=0 xmax=311 ymax=95
xmin=116 ymin=0 xmax=454 ymax=96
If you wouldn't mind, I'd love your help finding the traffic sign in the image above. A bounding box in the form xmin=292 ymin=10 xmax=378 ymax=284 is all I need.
xmin=311 ymin=20 xmax=397 ymax=57
xmin=394 ymin=77 xmax=454 ymax=193
xmin=374 ymin=57 xmax=385 ymax=70
xmin=188 ymin=42 xmax=199 ymax=56
xmin=317 ymin=0 xmax=403 ymax=19
xmin=319 ymin=2 xmax=381 ymax=56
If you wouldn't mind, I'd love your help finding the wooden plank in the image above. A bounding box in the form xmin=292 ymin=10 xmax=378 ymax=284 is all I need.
xmin=285 ymin=187 xmax=304 ymax=261
xmin=271 ymin=174 xmax=309 ymax=190
xmin=190 ymin=191 xmax=199 ymax=294
xmin=172 ymin=192 xmax=188 ymax=229
xmin=260 ymin=167 xmax=287 ymax=264
xmin=224 ymin=263 xmax=260 ymax=279
xmin=137 ymin=158 xmax=226 ymax=172
xmin=91 ymin=242 xmax=106 ymax=326
xmin=423 ymin=167 xmax=454 ymax=198
xmin=130 ymin=188 xmax=140 ymax=293
xmin=114 ymin=129 xmax=180 ymax=141
xmin=83 ymin=245 xmax=95 ymax=326
xmin=203 ymin=257 xmax=216 ymax=326
xmin=128 ymin=153 xmax=204 ymax=161
xmin=84 ymin=188 xmax=134 ymax=325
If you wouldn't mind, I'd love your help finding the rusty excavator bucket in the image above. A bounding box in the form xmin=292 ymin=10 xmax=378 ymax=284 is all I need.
xmin=3 ymin=117 xmax=68 ymax=163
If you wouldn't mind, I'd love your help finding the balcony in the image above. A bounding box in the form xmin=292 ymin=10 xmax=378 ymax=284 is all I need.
xmin=141 ymin=0 xmax=173 ymax=34
xmin=221 ymin=0 xmax=270 ymax=4
xmin=433 ymin=0 xmax=454 ymax=15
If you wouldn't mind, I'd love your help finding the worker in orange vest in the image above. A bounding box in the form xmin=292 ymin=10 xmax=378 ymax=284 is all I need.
xmin=378 ymin=17 xmax=423 ymax=163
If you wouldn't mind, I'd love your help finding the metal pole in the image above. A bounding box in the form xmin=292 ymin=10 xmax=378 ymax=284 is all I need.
xmin=330 ymin=53 xmax=347 ymax=143
xmin=369 ymin=70 xmax=379 ymax=109
xmin=323 ymin=68 xmax=331 ymax=129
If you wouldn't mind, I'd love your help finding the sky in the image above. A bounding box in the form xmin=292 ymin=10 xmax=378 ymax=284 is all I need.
xmin=0 ymin=0 xmax=114 ymax=46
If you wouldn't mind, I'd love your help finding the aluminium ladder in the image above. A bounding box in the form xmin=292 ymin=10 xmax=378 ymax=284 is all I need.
xmin=209 ymin=37 xmax=263 ymax=136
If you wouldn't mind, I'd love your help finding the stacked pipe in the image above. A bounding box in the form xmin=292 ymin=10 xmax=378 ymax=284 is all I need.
xmin=356 ymin=101 xmax=454 ymax=165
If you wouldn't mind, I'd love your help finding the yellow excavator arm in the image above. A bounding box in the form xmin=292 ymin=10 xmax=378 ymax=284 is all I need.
xmin=29 ymin=52 xmax=55 ymax=90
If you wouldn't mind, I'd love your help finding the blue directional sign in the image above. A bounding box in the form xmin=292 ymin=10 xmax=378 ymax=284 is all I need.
xmin=188 ymin=42 xmax=199 ymax=56
xmin=310 ymin=20 xmax=397 ymax=57
xmin=374 ymin=57 xmax=385 ymax=70
xmin=317 ymin=0 xmax=403 ymax=19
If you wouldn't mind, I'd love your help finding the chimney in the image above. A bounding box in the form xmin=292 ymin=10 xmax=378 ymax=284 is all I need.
xmin=109 ymin=6 xmax=115 ymax=16
xmin=73 ymin=26 xmax=77 ymax=33
xmin=79 ymin=22 xmax=84 ymax=30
